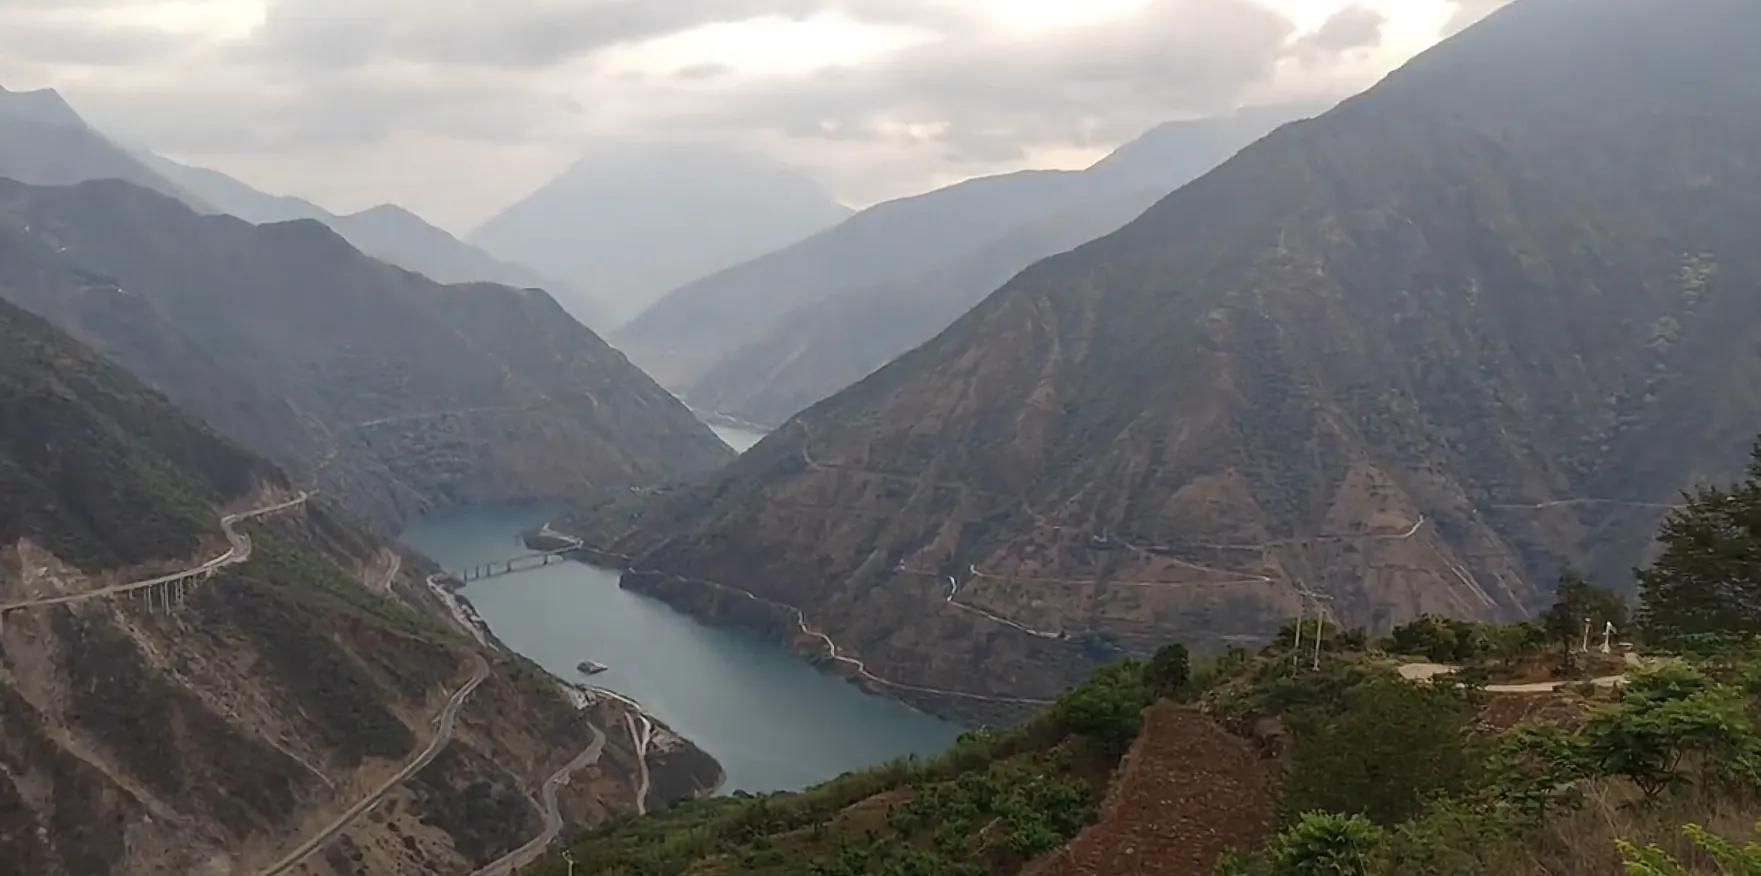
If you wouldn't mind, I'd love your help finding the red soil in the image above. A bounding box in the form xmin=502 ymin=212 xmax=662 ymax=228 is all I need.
xmin=1025 ymin=702 xmax=1278 ymax=876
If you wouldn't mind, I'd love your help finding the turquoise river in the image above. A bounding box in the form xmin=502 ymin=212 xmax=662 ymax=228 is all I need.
xmin=400 ymin=426 xmax=961 ymax=793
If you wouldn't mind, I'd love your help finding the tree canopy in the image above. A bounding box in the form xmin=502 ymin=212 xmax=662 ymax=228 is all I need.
xmin=1639 ymin=442 xmax=1761 ymax=639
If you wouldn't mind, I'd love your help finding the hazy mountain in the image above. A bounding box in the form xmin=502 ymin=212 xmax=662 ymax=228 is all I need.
xmin=0 ymin=294 xmax=715 ymax=874
xmin=469 ymin=142 xmax=852 ymax=326
xmin=566 ymin=0 xmax=1761 ymax=711
xmin=139 ymin=153 xmax=590 ymax=321
xmin=0 ymin=84 xmax=207 ymax=208
xmin=619 ymin=104 xmax=1320 ymax=417
xmin=0 ymin=178 xmax=731 ymax=528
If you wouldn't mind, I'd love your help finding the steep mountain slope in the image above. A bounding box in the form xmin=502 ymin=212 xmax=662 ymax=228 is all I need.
xmin=0 ymin=297 xmax=716 ymax=875
xmin=140 ymin=153 xmax=590 ymax=321
xmin=620 ymin=105 xmax=1318 ymax=417
xmin=470 ymin=142 xmax=851 ymax=326
xmin=567 ymin=0 xmax=1761 ymax=714
xmin=0 ymin=178 xmax=730 ymax=528
xmin=683 ymin=190 xmax=1164 ymax=428
xmin=0 ymin=85 xmax=207 ymax=208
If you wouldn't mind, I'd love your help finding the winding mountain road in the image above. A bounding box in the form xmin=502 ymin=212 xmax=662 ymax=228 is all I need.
xmin=625 ymin=711 xmax=655 ymax=816
xmin=0 ymin=492 xmax=309 ymax=613
xmin=628 ymin=567 xmax=1053 ymax=705
xmin=258 ymin=655 xmax=490 ymax=876
xmin=466 ymin=723 xmax=608 ymax=876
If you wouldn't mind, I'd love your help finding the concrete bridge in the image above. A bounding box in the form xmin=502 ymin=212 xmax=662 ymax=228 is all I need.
xmin=454 ymin=544 xmax=579 ymax=583
xmin=0 ymin=493 xmax=308 ymax=629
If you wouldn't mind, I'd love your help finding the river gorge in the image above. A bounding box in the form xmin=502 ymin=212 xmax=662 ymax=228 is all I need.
xmin=400 ymin=500 xmax=962 ymax=795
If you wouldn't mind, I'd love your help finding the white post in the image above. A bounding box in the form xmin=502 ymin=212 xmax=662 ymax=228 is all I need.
xmin=1291 ymin=599 xmax=1305 ymax=669
xmin=1581 ymin=616 xmax=1592 ymax=653
xmin=1312 ymin=610 xmax=1325 ymax=671
xmin=1601 ymin=621 xmax=1615 ymax=654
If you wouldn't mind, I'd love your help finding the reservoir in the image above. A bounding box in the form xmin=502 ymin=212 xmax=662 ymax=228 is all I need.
xmin=708 ymin=422 xmax=768 ymax=454
xmin=400 ymin=503 xmax=963 ymax=794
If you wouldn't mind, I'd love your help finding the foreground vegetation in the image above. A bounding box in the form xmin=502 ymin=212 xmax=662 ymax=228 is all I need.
xmin=527 ymin=444 xmax=1761 ymax=875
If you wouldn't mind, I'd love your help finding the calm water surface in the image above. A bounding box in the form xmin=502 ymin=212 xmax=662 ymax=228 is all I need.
xmin=400 ymin=503 xmax=961 ymax=794
xmin=709 ymin=423 xmax=768 ymax=453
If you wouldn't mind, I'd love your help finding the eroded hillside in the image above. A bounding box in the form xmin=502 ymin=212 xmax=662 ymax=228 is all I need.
xmin=0 ymin=298 xmax=719 ymax=874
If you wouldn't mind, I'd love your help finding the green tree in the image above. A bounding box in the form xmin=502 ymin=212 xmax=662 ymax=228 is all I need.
xmin=1639 ymin=442 xmax=1761 ymax=639
xmin=1584 ymin=667 xmax=1759 ymax=798
xmin=1385 ymin=615 xmax=1483 ymax=663
xmin=1146 ymin=643 xmax=1191 ymax=696
xmin=1542 ymin=570 xmax=1629 ymax=655
xmin=1485 ymin=622 xmax=1546 ymax=667
xmin=1282 ymin=679 xmax=1477 ymax=824
xmin=1270 ymin=812 xmax=1384 ymax=876
xmin=1049 ymin=660 xmax=1150 ymax=757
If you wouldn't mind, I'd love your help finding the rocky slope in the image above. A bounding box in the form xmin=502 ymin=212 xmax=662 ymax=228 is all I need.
xmin=471 ymin=142 xmax=852 ymax=326
xmin=0 ymin=296 xmax=719 ymax=875
xmin=621 ymin=105 xmax=1318 ymax=420
xmin=566 ymin=0 xmax=1761 ymax=712
xmin=0 ymin=178 xmax=730 ymax=528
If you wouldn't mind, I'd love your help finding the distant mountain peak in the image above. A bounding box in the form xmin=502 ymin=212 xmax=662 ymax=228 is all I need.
xmin=345 ymin=202 xmax=425 ymax=223
xmin=469 ymin=140 xmax=851 ymax=325
xmin=0 ymin=84 xmax=88 ymax=130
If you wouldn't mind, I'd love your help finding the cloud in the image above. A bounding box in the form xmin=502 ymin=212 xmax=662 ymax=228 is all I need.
xmin=248 ymin=0 xmax=967 ymax=71
xmin=664 ymin=1 xmax=1296 ymax=160
xmin=0 ymin=17 xmax=180 ymax=66
xmin=1293 ymin=4 xmax=1386 ymax=59
xmin=1445 ymin=0 xmax=1515 ymax=35
xmin=1 ymin=0 xmax=1449 ymax=229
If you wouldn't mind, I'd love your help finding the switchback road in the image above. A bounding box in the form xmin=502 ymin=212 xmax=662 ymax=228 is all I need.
xmin=466 ymin=722 xmax=608 ymax=876
xmin=257 ymin=655 xmax=490 ymax=876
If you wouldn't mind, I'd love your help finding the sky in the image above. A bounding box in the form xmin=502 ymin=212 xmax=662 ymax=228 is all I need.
xmin=0 ymin=0 xmax=1511 ymax=233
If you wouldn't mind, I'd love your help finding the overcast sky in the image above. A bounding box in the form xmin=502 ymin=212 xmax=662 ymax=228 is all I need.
xmin=0 ymin=0 xmax=1510 ymax=233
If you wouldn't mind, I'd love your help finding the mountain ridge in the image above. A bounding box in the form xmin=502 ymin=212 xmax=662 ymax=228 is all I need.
xmin=563 ymin=0 xmax=1761 ymax=715
xmin=620 ymin=103 xmax=1325 ymax=422
xmin=137 ymin=151 xmax=589 ymax=320
xmin=0 ymin=177 xmax=731 ymax=528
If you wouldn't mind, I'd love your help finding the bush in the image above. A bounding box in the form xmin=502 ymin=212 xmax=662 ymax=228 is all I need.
xmin=1147 ymin=644 xmax=1191 ymax=696
xmin=1384 ymin=615 xmax=1483 ymax=663
xmin=1619 ymin=822 xmax=1761 ymax=875
xmin=1049 ymin=660 xmax=1151 ymax=757
xmin=1584 ymin=675 xmax=1759 ymax=798
xmin=1282 ymin=678 xmax=1478 ymax=824
xmin=1271 ymin=812 xmax=1384 ymax=876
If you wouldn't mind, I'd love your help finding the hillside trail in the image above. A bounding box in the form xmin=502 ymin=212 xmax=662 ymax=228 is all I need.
xmin=1396 ymin=652 xmax=1641 ymax=692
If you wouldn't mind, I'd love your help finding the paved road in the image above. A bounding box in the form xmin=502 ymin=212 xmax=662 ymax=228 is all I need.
xmin=257 ymin=655 xmax=491 ymax=876
xmin=467 ymin=723 xmax=608 ymax=876
xmin=625 ymin=712 xmax=654 ymax=816
xmin=1396 ymin=661 xmax=1627 ymax=692
xmin=630 ymin=566 xmax=1053 ymax=704
xmin=0 ymin=492 xmax=309 ymax=613
xmin=377 ymin=550 xmax=403 ymax=594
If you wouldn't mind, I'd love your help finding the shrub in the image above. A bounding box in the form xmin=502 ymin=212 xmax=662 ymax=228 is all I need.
xmin=1270 ymin=812 xmax=1384 ymax=876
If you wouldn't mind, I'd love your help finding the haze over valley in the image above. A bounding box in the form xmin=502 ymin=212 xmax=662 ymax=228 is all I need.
xmin=8 ymin=1 xmax=1761 ymax=874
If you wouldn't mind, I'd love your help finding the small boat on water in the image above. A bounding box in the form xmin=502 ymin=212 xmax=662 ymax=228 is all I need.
xmin=577 ymin=660 xmax=609 ymax=676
